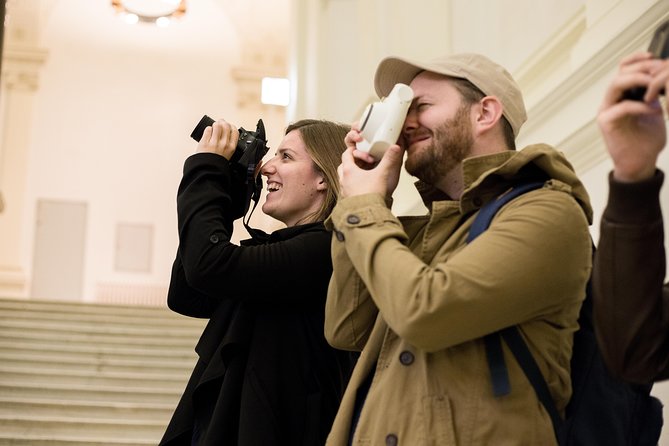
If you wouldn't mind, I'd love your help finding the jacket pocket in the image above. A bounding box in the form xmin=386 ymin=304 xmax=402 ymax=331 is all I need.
xmin=422 ymin=394 xmax=456 ymax=445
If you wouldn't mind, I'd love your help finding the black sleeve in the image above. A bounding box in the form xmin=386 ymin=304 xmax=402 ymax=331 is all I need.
xmin=167 ymin=253 xmax=221 ymax=317
xmin=167 ymin=152 xmax=333 ymax=317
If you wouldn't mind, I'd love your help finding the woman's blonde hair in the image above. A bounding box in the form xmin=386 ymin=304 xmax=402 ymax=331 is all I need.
xmin=285 ymin=119 xmax=349 ymax=223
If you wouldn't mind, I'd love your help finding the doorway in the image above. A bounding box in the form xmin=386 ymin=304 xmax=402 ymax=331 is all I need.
xmin=31 ymin=199 xmax=87 ymax=300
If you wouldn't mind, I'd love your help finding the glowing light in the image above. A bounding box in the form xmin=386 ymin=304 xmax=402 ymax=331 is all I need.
xmin=111 ymin=0 xmax=186 ymax=25
xmin=124 ymin=13 xmax=139 ymax=25
xmin=155 ymin=16 xmax=170 ymax=27
xmin=261 ymin=77 xmax=290 ymax=106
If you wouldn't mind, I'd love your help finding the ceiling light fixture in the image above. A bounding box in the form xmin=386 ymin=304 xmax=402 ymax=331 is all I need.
xmin=111 ymin=0 xmax=186 ymax=26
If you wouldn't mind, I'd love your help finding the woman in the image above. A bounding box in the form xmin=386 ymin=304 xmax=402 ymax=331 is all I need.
xmin=160 ymin=118 xmax=354 ymax=446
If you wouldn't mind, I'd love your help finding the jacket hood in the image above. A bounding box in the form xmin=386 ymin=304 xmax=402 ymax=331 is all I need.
xmin=416 ymin=144 xmax=593 ymax=224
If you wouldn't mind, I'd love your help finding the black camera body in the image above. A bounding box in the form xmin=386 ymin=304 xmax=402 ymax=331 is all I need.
xmin=190 ymin=115 xmax=269 ymax=170
xmin=190 ymin=115 xmax=269 ymax=217
xmin=624 ymin=19 xmax=669 ymax=101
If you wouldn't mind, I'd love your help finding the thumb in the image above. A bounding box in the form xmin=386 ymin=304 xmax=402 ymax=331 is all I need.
xmin=378 ymin=144 xmax=404 ymax=168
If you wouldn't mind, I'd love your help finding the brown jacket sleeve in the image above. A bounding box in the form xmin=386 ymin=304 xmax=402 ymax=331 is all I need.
xmin=593 ymin=169 xmax=669 ymax=383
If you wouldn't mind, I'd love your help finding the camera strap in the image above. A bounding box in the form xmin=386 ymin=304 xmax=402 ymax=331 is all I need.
xmin=241 ymin=167 xmax=270 ymax=243
xmin=242 ymin=200 xmax=270 ymax=243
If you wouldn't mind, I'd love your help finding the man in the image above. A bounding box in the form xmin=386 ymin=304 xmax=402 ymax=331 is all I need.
xmin=593 ymin=51 xmax=669 ymax=383
xmin=324 ymin=53 xmax=593 ymax=445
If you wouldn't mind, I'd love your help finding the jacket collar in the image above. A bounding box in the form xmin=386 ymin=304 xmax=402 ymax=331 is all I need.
xmin=414 ymin=150 xmax=516 ymax=210
xmin=241 ymin=221 xmax=325 ymax=245
xmin=413 ymin=144 xmax=593 ymax=223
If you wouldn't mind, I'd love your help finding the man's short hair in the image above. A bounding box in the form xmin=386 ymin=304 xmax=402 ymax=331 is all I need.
xmin=448 ymin=77 xmax=516 ymax=150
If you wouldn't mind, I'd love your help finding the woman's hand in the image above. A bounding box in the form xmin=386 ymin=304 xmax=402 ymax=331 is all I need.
xmin=196 ymin=119 xmax=239 ymax=161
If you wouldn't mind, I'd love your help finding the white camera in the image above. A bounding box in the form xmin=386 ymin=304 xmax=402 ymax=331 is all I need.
xmin=356 ymin=83 xmax=414 ymax=159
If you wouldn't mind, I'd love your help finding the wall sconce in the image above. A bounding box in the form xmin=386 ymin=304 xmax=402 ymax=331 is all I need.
xmin=111 ymin=0 xmax=186 ymax=27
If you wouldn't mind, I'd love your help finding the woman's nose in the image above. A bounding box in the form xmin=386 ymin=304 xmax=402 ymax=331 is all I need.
xmin=261 ymin=157 xmax=276 ymax=175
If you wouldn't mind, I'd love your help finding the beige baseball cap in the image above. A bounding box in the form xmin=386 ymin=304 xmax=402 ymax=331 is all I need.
xmin=374 ymin=53 xmax=527 ymax=137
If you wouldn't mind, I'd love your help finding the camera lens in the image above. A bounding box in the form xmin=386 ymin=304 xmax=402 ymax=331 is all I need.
xmin=190 ymin=115 xmax=215 ymax=142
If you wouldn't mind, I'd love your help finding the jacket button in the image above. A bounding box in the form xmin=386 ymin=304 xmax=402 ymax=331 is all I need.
xmin=347 ymin=215 xmax=361 ymax=224
xmin=386 ymin=433 xmax=398 ymax=446
xmin=335 ymin=230 xmax=345 ymax=242
xmin=209 ymin=234 xmax=220 ymax=244
xmin=399 ymin=351 xmax=414 ymax=365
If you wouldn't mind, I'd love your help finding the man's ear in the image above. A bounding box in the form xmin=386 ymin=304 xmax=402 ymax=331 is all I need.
xmin=473 ymin=96 xmax=504 ymax=135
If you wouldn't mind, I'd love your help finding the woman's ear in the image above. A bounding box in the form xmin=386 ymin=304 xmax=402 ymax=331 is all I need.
xmin=473 ymin=96 xmax=504 ymax=135
xmin=316 ymin=177 xmax=328 ymax=191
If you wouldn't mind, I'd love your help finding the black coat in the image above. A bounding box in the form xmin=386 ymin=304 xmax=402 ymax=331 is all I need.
xmin=160 ymin=153 xmax=354 ymax=446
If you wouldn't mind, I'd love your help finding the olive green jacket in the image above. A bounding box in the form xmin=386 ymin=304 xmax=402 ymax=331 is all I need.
xmin=325 ymin=144 xmax=593 ymax=446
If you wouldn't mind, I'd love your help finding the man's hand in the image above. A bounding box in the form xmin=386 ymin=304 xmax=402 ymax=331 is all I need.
xmin=196 ymin=119 xmax=239 ymax=160
xmin=597 ymin=52 xmax=668 ymax=182
xmin=337 ymin=127 xmax=405 ymax=200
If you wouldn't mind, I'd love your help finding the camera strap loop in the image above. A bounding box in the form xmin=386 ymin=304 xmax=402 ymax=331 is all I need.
xmin=242 ymin=172 xmax=270 ymax=243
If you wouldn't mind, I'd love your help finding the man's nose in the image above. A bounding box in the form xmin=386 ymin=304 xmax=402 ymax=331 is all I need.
xmin=403 ymin=108 xmax=418 ymax=132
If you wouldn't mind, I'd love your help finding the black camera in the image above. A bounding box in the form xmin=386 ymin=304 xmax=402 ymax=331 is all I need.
xmin=623 ymin=19 xmax=669 ymax=101
xmin=190 ymin=115 xmax=269 ymax=217
xmin=190 ymin=115 xmax=269 ymax=170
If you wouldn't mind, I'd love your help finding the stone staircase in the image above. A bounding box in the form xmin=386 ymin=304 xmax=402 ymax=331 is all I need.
xmin=0 ymin=297 xmax=206 ymax=446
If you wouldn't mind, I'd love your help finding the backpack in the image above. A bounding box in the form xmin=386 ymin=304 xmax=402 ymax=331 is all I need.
xmin=467 ymin=181 xmax=664 ymax=446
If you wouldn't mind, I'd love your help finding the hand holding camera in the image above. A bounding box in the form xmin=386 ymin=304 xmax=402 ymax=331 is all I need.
xmin=193 ymin=117 xmax=240 ymax=160
xmin=356 ymin=83 xmax=414 ymax=159
xmin=191 ymin=115 xmax=269 ymax=168
xmin=598 ymin=21 xmax=669 ymax=183
xmin=191 ymin=115 xmax=269 ymax=218
xmin=623 ymin=19 xmax=669 ymax=101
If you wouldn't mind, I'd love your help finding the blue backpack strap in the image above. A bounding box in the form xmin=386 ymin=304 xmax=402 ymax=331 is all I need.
xmin=467 ymin=180 xmax=563 ymax=441
xmin=467 ymin=181 xmax=544 ymax=396
xmin=466 ymin=181 xmax=546 ymax=243
xmin=500 ymin=327 xmax=563 ymax=439
xmin=484 ymin=333 xmax=511 ymax=397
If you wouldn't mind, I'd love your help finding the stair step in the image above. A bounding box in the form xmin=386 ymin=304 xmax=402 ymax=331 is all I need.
xmin=0 ymin=325 xmax=199 ymax=348
xmin=0 ymin=380 xmax=183 ymax=404
xmin=0 ymin=350 xmax=196 ymax=373
xmin=0 ymin=365 xmax=190 ymax=388
xmin=0 ymin=312 xmax=205 ymax=335
xmin=0 ymin=306 xmax=198 ymax=324
xmin=0 ymin=339 xmax=199 ymax=360
xmin=0 ymin=416 xmax=165 ymax=441
xmin=0 ymin=435 xmax=155 ymax=446
xmin=0 ymin=397 xmax=174 ymax=420
xmin=0 ymin=310 xmax=208 ymax=335
xmin=0 ymin=297 xmax=185 ymax=319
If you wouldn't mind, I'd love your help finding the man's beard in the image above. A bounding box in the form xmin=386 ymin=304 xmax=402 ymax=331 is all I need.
xmin=405 ymin=105 xmax=474 ymax=185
